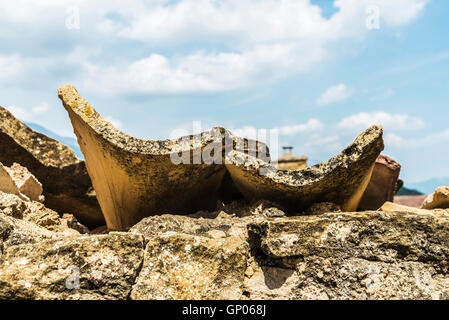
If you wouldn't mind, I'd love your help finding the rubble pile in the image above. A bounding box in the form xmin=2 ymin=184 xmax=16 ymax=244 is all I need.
xmin=1 ymin=85 xmax=449 ymax=300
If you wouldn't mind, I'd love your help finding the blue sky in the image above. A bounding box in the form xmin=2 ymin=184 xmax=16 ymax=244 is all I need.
xmin=0 ymin=0 xmax=448 ymax=184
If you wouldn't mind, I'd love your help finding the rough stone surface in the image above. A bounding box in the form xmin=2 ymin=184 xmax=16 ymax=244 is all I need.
xmin=358 ymin=154 xmax=401 ymax=210
xmin=131 ymin=233 xmax=248 ymax=300
xmin=0 ymin=210 xmax=55 ymax=249
xmin=294 ymin=257 xmax=449 ymax=300
xmin=61 ymin=214 xmax=91 ymax=234
xmin=1 ymin=162 xmax=44 ymax=203
xmin=0 ymin=232 xmax=144 ymax=299
xmin=304 ymin=202 xmax=341 ymax=215
xmin=128 ymin=200 xmax=283 ymax=241
xmin=243 ymin=265 xmax=300 ymax=299
xmin=248 ymin=210 xmax=449 ymax=261
xmin=380 ymin=201 xmax=449 ymax=215
xmin=0 ymin=162 xmax=26 ymax=200
xmin=226 ymin=125 xmax=384 ymax=213
xmin=129 ymin=214 xmax=249 ymax=241
xmin=6 ymin=162 xmax=44 ymax=202
xmin=0 ymin=106 xmax=104 ymax=228
xmin=422 ymin=186 xmax=449 ymax=210
xmin=246 ymin=210 xmax=449 ymax=299
xmin=2 ymin=199 xmax=449 ymax=299
xmin=0 ymin=191 xmax=86 ymax=234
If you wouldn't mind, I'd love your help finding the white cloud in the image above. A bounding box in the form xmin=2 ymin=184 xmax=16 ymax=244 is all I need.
xmin=0 ymin=55 xmax=25 ymax=81
xmin=337 ymin=111 xmax=425 ymax=131
xmin=83 ymin=43 xmax=326 ymax=94
xmin=117 ymin=0 xmax=428 ymax=44
xmin=316 ymin=84 xmax=353 ymax=106
xmin=375 ymin=0 xmax=428 ymax=27
xmin=0 ymin=0 xmax=426 ymax=40
xmin=385 ymin=129 xmax=449 ymax=149
xmin=305 ymin=135 xmax=339 ymax=146
xmin=0 ymin=52 xmax=82 ymax=85
xmin=66 ymin=46 xmax=103 ymax=64
xmin=8 ymin=103 xmax=50 ymax=122
xmin=232 ymin=126 xmax=260 ymax=140
xmin=232 ymin=118 xmax=323 ymax=140
xmin=32 ymin=103 xmax=49 ymax=114
xmin=370 ymin=88 xmax=394 ymax=101
xmin=104 ymin=115 xmax=123 ymax=129
xmin=384 ymin=133 xmax=406 ymax=147
xmin=94 ymin=0 xmax=427 ymax=94
xmin=326 ymin=0 xmax=428 ymax=40
xmin=304 ymin=134 xmax=342 ymax=153
xmin=278 ymin=119 xmax=324 ymax=135
xmin=118 ymin=0 xmax=330 ymax=45
xmin=0 ymin=0 xmax=429 ymax=94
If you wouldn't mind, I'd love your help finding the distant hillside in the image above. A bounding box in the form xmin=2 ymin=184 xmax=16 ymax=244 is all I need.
xmin=406 ymin=178 xmax=449 ymax=195
xmin=25 ymin=122 xmax=84 ymax=159
xmin=396 ymin=186 xmax=424 ymax=196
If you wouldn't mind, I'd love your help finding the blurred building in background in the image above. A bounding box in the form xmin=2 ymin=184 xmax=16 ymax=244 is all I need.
xmin=274 ymin=146 xmax=308 ymax=170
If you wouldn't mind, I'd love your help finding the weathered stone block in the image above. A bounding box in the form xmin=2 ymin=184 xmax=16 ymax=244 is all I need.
xmin=226 ymin=125 xmax=384 ymax=213
xmin=0 ymin=191 xmax=87 ymax=234
xmin=131 ymin=233 xmax=248 ymax=300
xmin=6 ymin=163 xmax=44 ymax=202
xmin=0 ymin=162 xmax=26 ymax=200
xmin=422 ymin=186 xmax=449 ymax=210
xmin=248 ymin=211 xmax=449 ymax=263
xmin=295 ymin=257 xmax=449 ymax=300
xmin=0 ymin=162 xmax=44 ymax=202
xmin=0 ymin=232 xmax=144 ymax=299
xmin=0 ymin=106 xmax=104 ymax=228
xmin=358 ymin=154 xmax=401 ymax=210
